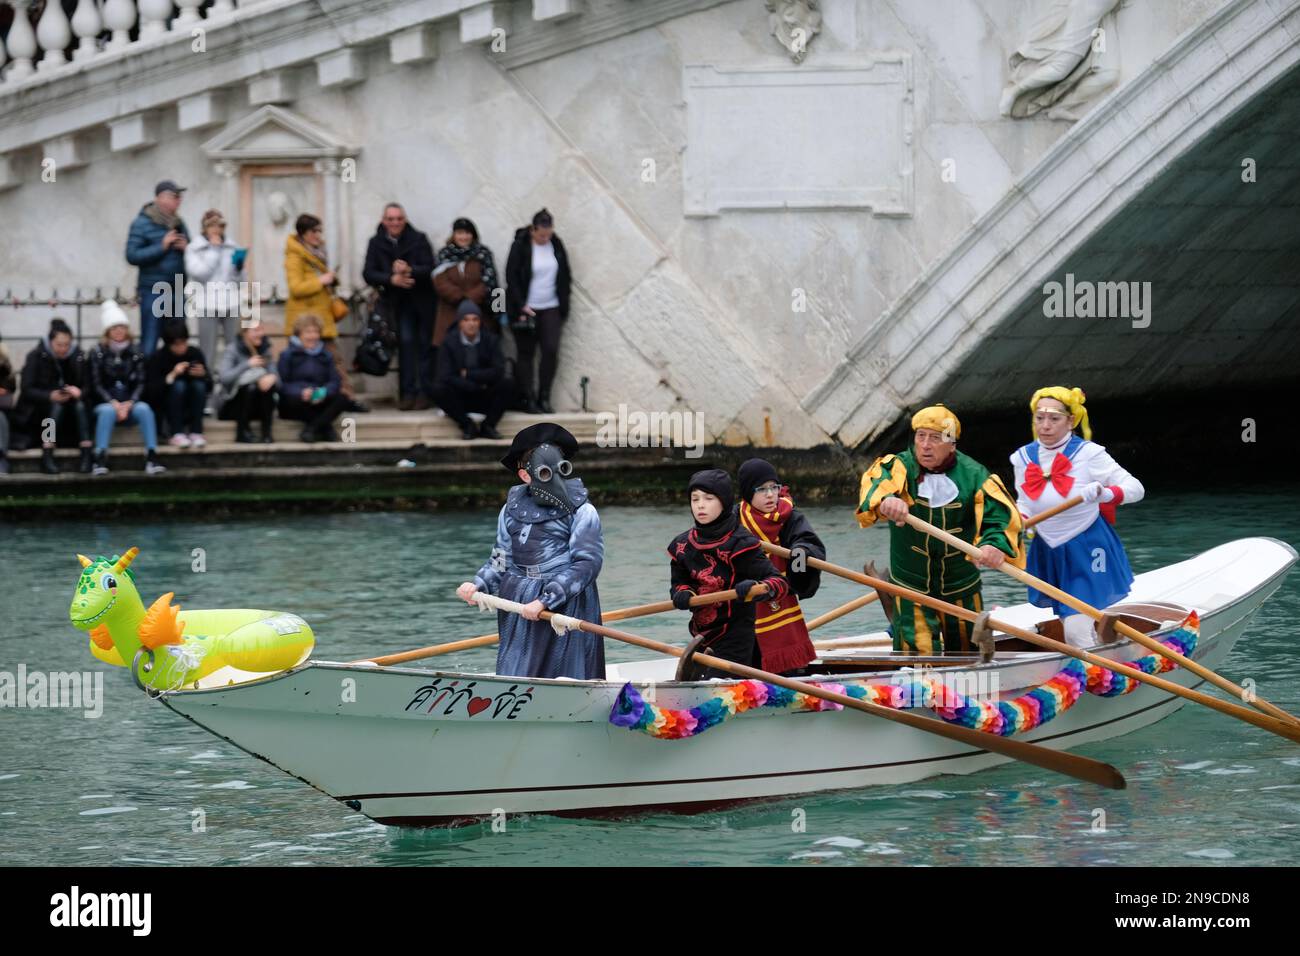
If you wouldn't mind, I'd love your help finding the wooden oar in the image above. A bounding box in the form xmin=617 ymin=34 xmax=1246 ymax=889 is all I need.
xmin=356 ymin=586 xmax=769 ymax=666
xmin=804 ymin=503 xmax=1082 ymax=643
xmin=812 ymin=635 xmax=891 ymax=651
xmin=806 ymin=592 xmax=878 ymax=631
xmin=359 ymin=634 xmax=500 ymax=667
xmin=761 ymin=542 xmax=1300 ymax=746
xmin=898 ymin=512 xmax=1300 ymax=728
xmin=467 ymin=591 xmax=1127 ymax=790
xmin=1024 ymin=495 xmax=1085 ymax=528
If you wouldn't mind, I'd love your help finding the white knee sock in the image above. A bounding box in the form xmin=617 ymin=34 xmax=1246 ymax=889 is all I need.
xmin=1063 ymin=614 xmax=1097 ymax=648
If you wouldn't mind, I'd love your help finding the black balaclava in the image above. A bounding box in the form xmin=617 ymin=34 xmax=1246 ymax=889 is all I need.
xmin=524 ymin=443 xmax=579 ymax=515
xmin=688 ymin=468 xmax=737 ymax=541
xmin=737 ymin=458 xmax=780 ymax=503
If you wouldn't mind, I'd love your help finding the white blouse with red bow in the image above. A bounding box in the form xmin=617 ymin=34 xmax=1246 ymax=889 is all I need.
xmin=1010 ymin=436 xmax=1144 ymax=547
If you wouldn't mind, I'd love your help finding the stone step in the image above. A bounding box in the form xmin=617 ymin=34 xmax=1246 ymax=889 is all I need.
xmin=41 ymin=410 xmax=605 ymax=447
xmin=1 ymin=412 xmax=626 ymax=472
xmin=0 ymin=439 xmax=691 ymax=481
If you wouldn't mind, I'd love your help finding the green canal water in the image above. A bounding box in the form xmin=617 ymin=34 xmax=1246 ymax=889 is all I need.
xmin=2 ymin=486 xmax=1298 ymax=866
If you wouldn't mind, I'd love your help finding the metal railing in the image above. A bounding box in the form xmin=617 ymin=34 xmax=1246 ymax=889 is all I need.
xmin=0 ymin=284 xmax=366 ymax=351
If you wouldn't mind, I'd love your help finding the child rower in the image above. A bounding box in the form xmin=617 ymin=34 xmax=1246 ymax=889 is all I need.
xmin=736 ymin=458 xmax=826 ymax=674
xmin=667 ymin=469 xmax=790 ymax=679
xmin=1011 ymin=387 xmax=1144 ymax=647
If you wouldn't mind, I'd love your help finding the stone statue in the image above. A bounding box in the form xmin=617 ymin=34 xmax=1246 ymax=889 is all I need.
xmin=766 ymin=0 xmax=821 ymax=64
xmin=999 ymin=0 xmax=1122 ymax=121
xmin=266 ymin=191 xmax=293 ymax=227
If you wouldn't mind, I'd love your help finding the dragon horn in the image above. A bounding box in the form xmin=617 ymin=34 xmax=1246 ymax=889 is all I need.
xmin=113 ymin=547 xmax=140 ymax=573
xmin=77 ymin=554 xmax=92 ymax=568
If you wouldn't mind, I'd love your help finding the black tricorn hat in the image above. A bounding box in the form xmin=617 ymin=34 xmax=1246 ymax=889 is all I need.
xmin=500 ymin=422 xmax=579 ymax=472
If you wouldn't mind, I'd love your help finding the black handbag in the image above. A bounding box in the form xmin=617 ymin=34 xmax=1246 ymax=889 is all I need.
xmin=354 ymin=311 xmax=394 ymax=376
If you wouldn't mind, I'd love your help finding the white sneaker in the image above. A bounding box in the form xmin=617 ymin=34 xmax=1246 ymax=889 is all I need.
xmin=145 ymin=459 xmax=167 ymax=475
xmin=188 ymin=433 xmax=207 ymax=449
xmin=168 ymin=433 xmax=191 ymax=448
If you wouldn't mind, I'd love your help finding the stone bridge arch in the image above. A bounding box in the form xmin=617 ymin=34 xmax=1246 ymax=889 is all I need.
xmin=803 ymin=0 xmax=1300 ymax=449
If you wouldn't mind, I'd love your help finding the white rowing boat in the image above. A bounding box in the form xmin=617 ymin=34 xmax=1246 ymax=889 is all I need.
xmin=155 ymin=537 xmax=1296 ymax=826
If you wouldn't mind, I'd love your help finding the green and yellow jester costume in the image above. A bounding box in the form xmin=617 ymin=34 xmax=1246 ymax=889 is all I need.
xmin=855 ymin=407 xmax=1023 ymax=655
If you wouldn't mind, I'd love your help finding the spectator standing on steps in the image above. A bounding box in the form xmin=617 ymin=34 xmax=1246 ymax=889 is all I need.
xmin=126 ymin=180 xmax=190 ymax=356
xmin=362 ymin=203 xmax=436 ymax=410
xmin=505 ymin=208 xmax=571 ymax=414
xmin=184 ymin=208 xmax=246 ymax=367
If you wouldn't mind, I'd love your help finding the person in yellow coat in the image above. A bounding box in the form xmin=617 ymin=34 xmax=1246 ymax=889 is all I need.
xmin=855 ymin=404 xmax=1024 ymax=655
xmin=283 ymin=213 xmax=363 ymax=408
xmin=283 ymin=213 xmax=339 ymax=339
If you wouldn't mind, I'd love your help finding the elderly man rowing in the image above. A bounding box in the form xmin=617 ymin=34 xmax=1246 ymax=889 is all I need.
xmin=855 ymin=404 xmax=1024 ymax=655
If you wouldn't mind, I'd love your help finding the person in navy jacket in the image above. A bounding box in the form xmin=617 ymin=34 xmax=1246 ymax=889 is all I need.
xmin=277 ymin=314 xmax=349 ymax=443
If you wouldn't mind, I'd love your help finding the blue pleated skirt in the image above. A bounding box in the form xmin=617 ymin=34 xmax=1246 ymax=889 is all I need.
xmin=495 ymin=573 xmax=605 ymax=680
xmin=1026 ymin=515 xmax=1134 ymax=618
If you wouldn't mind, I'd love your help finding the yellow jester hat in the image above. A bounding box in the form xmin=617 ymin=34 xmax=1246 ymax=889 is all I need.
xmin=911 ymin=403 xmax=961 ymax=441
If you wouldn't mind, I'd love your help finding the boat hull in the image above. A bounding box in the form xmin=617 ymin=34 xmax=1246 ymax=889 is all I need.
xmin=158 ymin=538 xmax=1295 ymax=825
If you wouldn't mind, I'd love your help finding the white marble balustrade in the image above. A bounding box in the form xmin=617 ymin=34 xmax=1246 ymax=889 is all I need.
xmin=0 ymin=0 xmax=243 ymax=83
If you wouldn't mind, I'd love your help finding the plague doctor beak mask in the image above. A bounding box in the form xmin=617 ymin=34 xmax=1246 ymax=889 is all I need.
xmin=524 ymin=443 xmax=579 ymax=515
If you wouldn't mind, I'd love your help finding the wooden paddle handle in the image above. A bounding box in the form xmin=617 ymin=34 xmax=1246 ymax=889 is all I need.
xmin=355 ymin=585 xmax=768 ymax=666
xmin=806 ymin=592 xmax=878 ymax=631
xmin=863 ymin=520 xmax=1300 ymax=728
xmin=365 ymin=634 xmax=498 ymax=667
xmin=900 ymin=512 xmax=1300 ymax=727
xmin=1024 ymin=495 xmax=1085 ymax=528
xmin=760 ymin=541 xmax=1300 ymax=745
xmin=604 ymin=584 xmax=769 ymax=622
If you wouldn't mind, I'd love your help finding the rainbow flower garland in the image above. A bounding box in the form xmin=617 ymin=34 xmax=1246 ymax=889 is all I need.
xmin=609 ymin=612 xmax=1199 ymax=740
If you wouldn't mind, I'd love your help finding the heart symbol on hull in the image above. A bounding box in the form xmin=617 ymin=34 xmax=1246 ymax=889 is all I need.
xmin=467 ymin=696 xmax=492 ymax=717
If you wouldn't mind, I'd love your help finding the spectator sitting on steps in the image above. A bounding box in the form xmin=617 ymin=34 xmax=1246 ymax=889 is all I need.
xmin=277 ymin=313 xmax=350 ymax=444
xmin=433 ymin=300 xmax=512 ymax=441
xmin=217 ymin=320 xmax=279 ymax=444
xmin=0 ymin=332 xmax=14 ymax=475
xmin=145 ymin=320 xmax=212 ymax=449
xmin=88 ymin=301 xmax=166 ymax=476
xmin=13 ymin=318 xmax=94 ymax=474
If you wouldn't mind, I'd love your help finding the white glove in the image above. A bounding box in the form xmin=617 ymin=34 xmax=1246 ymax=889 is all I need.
xmin=1099 ymin=486 xmax=1116 ymax=503
xmin=1080 ymin=481 xmax=1105 ymax=504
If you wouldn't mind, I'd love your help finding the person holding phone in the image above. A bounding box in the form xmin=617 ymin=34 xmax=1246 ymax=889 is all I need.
xmin=13 ymin=318 xmax=94 ymax=474
xmin=125 ymin=180 xmax=190 ymax=355
xmin=505 ymin=208 xmax=572 ymax=414
xmin=185 ymin=208 xmax=247 ymax=368
xmin=145 ymin=320 xmax=213 ymax=448
xmin=277 ymin=314 xmax=350 ymax=443
xmin=285 ymin=213 xmax=366 ymax=413
xmin=217 ymin=320 xmax=279 ymax=444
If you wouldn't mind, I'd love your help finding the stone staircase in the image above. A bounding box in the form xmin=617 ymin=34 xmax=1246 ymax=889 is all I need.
xmin=4 ymin=408 xmax=605 ymax=472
